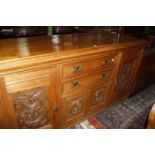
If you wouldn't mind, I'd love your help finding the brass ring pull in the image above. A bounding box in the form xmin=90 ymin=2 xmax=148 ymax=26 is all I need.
xmin=102 ymin=58 xmax=110 ymax=65
xmin=71 ymin=81 xmax=80 ymax=89
xmin=72 ymin=64 xmax=83 ymax=73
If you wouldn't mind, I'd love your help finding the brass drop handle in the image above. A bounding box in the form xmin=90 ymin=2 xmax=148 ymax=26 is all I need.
xmin=102 ymin=58 xmax=110 ymax=65
xmin=72 ymin=64 xmax=83 ymax=73
xmin=53 ymin=102 xmax=58 ymax=112
xmin=71 ymin=81 xmax=80 ymax=89
xmin=100 ymin=73 xmax=108 ymax=79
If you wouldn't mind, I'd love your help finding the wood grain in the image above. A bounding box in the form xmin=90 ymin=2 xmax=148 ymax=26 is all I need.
xmin=108 ymin=48 xmax=142 ymax=105
xmin=132 ymin=51 xmax=155 ymax=94
xmin=0 ymin=78 xmax=17 ymax=128
xmin=147 ymin=104 xmax=155 ymax=129
xmin=0 ymin=33 xmax=147 ymax=128
xmin=88 ymin=81 xmax=112 ymax=116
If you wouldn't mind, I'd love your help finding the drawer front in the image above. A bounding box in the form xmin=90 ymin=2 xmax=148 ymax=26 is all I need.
xmin=6 ymin=77 xmax=51 ymax=93
xmin=62 ymin=54 xmax=116 ymax=79
xmin=3 ymin=68 xmax=54 ymax=93
xmin=63 ymin=93 xmax=87 ymax=127
xmin=62 ymin=69 xmax=114 ymax=94
xmin=4 ymin=68 xmax=52 ymax=86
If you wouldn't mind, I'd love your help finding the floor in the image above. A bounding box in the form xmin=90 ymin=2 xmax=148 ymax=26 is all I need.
xmin=73 ymin=84 xmax=155 ymax=129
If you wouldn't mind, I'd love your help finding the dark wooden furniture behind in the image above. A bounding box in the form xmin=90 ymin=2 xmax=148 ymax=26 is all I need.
xmin=132 ymin=51 xmax=155 ymax=94
xmin=0 ymin=33 xmax=147 ymax=128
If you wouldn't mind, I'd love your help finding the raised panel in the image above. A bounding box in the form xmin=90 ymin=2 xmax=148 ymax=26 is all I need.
xmin=63 ymin=93 xmax=87 ymax=127
xmin=67 ymin=96 xmax=83 ymax=118
xmin=10 ymin=87 xmax=51 ymax=129
xmin=88 ymin=81 xmax=112 ymax=115
xmin=90 ymin=87 xmax=106 ymax=107
xmin=109 ymin=49 xmax=141 ymax=103
xmin=116 ymin=60 xmax=135 ymax=91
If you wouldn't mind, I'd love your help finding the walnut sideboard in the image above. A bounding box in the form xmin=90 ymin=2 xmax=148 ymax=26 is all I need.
xmin=0 ymin=33 xmax=147 ymax=128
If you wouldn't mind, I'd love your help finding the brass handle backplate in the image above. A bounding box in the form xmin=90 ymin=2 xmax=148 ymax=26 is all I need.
xmin=102 ymin=58 xmax=110 ymax=65
xmin=71 ymin=81 xmax=80 ymax=89
xmin=72 ymin=64 xmax=83 ymax=73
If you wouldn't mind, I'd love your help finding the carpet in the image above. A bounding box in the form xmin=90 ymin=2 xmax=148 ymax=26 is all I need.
xmin=72 ymin=84 xmax=155 ymax=129
xmin=73 ymin=117 xmax=105 ymax=129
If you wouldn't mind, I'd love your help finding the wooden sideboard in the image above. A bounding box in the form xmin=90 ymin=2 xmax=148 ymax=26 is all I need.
xmin=0 ymin=33 xmax=147 ymax=128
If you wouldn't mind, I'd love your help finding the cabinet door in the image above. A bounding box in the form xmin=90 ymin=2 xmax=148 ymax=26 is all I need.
xmin=63 ymin=92 xmax=87 ymax=127
xmin=110 ymin=49 xmax=141 ymax=104
xmin=88 ymin=81 xmax=112 ymax=115
xmin=5 ymin=67 xmax=57 ymax=129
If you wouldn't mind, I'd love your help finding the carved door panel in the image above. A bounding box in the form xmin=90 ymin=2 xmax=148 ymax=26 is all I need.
xmin=10 ymin=87 xmax=52 ymax=129
xmin=6 ymin=68 xmax=57 ymax=129
xmin=88 ymin=81 xmax=112 ymax=115
xmin=63 ymin=93 xmax=87 ymax=127
xmin=110 ymin=49 xmax=141 ymax=103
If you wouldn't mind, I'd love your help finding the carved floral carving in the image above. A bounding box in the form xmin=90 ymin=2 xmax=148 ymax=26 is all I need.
xmin=117 ymin=62 xmax=133 ymax=90
xmin=90 ymin=88 xmax=104 ymax=106
xmin=68 ymin=97 xmax=83 ymax=118
xmin=11 ymin=87 xmax=49 ymax=129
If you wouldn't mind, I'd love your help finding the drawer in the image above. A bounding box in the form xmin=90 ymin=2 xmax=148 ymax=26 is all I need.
xmin=62 ymin=69 xmax=114 ymax=94
xmin=62 ymin=54 xmax=116 ymax=79
xmin=4 ymin=68 xmax=52 ymax=86
xmin=3 ymin=68 xmax=55 ymax=93
xmin=6 ymin=77 xmax=51 ymax=93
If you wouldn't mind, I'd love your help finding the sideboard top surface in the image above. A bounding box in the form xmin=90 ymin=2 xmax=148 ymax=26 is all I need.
xmin=0 ymin=32 xmax=146 ymax=61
